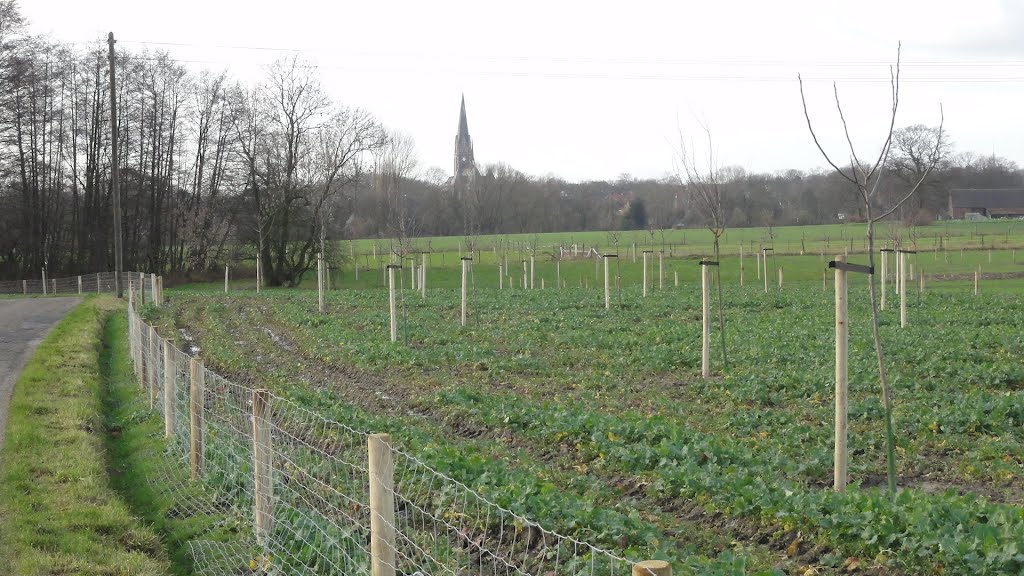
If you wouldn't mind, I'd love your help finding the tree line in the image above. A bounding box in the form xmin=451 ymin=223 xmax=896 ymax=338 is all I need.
xmin=1 ymin=0 xmax=1021 ymax=283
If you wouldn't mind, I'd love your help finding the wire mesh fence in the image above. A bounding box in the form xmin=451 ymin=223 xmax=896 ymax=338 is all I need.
xmin=126 ymin=300 xmax=653 ymax=576
xmin=0 ymin=271 xmax=149 ymax=296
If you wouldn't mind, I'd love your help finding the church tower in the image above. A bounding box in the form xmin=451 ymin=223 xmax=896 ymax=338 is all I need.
xmin=453 ymin=95 xmax=478 ymax=184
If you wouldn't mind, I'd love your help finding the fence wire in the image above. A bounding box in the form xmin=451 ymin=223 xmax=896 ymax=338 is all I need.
xmin=125 ymin=299 xmax=650 ymax=576
xmin=0 ymin=271 xmax=145 ymax=295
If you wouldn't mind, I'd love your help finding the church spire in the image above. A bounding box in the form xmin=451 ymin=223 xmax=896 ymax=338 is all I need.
xmin=458 ymin=94 xmax=470 ymax=140
xmin=454 ymin=94 xmax=475 ymax=178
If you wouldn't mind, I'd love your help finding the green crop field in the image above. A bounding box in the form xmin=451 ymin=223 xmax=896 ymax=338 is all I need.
xmin=149 ymin=257 xmax=1024 ymax=575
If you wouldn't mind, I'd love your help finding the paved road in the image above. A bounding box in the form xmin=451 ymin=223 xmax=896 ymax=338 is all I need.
xmin=0 ymin=298 xmax=82 ymax=450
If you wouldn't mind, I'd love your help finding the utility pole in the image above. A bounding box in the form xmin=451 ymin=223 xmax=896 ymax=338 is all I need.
xmin=108 ymin=32 xmax=124 ymax=298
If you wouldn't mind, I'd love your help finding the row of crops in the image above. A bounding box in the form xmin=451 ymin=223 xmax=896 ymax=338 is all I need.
xmin=145 ymin=280 xmax=1024 ymax=574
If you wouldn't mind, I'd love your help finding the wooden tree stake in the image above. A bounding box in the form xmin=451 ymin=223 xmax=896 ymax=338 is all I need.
xmin=701 ymin=262 xmax=711 ymax=379
xmin=658 ymin=252 xmax=664 ymax=290
xmin=642 ymin=251 xmax=649 ymax=298
xmin=461 ymin=259 xmax=468 ymax=326
xmin=834 ymin=255 xmax=848 ymax=491
xmin=900 ymin=251 xmax=908 ymax=328
xmin=604 ymin=256 xmax=611 ymax=310
xmin=762 ymin=249 xmax=769 ymax=294
xmin=317 ymin=253 xmax=326 ymax=313
xmin=387 ymin=265 xmax=398 ymax=342
xmin=880 ymin=250 xmax=887 ymax=311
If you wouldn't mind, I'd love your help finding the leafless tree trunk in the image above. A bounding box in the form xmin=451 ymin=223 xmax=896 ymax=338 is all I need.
xmin=799 ymin=42 xmax=944 ymax=495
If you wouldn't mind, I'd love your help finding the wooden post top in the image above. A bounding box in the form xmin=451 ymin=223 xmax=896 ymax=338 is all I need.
xmin=633 ymin=559 xmax=672 ymax=576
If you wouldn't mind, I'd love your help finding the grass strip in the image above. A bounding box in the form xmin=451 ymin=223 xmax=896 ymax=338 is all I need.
xmin=0 ymin=296 xmax=169 ymax=575
xmin=101 ymin=308 xmax=253 ymax=575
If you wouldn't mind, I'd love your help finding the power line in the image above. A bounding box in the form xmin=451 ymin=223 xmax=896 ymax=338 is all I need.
xmin=63 ymin=38 xmax=1024 ymax=68
xmin=45 ymin=39 xmax=1024 ymax=84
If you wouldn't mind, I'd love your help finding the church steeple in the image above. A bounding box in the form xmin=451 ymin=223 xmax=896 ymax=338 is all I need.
xmin=454 ymin=94 xmax=476 ymax=177
xmin=458 ymin=94 xmax=470 ymax=140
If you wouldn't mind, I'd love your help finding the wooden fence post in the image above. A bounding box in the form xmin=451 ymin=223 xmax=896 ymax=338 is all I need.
xmin=22 ymin=279 xmax=26 ymax=295
xmin=163 ymin=339 xmax=175 ymax=438
xmin=42 ymin=269 xmax=46 ymax=295
xmin=151 ymin=273 xmax=158 ymax=306
xmin=224 ymin=265 xmax=229 ymax=293
xmin=139 ymin=272 xmax=145 ymax=305
xmin=833 ymin=255 xmax=848 ymax=491
xmin=975 ymin=267 xmax=980 ymax=296
xmin=368 ymin=433 xmax=396 ymax=576
xmin=52 ymin=279 xmax=56 ymax=295
xmin=421 ymin=252 xmax=427 ymax=298
xmin=96 ymin=272 xmax=101 ymax=294
xmin=252 ymin=389 xmax=274 ymax=545
xmin=149 ymin=325 xmax=158 ymax=408
xmin=78 ymin=275 xmax=82 ymax=294
xmin=189 ymin=357 xmax=204 ymax=480
xmin=633 ymin=560 xmax=672 ymax=576
xmin=778 ymin=267 xmax=783 ymax=290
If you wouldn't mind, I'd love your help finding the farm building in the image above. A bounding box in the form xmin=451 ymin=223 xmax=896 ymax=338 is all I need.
xmin=948 ymin=188 xmax=1024 ymax=219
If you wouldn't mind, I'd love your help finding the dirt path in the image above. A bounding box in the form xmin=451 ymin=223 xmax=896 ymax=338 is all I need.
xmin=0 ymin=297 xmax=81 ymax=451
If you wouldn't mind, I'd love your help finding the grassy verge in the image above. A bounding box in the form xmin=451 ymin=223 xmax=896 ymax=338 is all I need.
xmin=0 ymin=296 xmax=169 ymax=575
xmin=101 ymin=309 xmax=247 ymax=576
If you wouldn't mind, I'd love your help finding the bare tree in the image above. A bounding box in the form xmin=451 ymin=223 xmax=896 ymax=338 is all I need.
xmin=373 ymin=129 xmax=418 ymax=258
xmin=889 ymin=124 xmax=952 ymax=220
xmin=675 ymin=119 xmax=728 ymax=368
xmin=799 ymin=42 xmax=944 ymax=495
xmin=314 ymin=107 xmax=386 ymax=262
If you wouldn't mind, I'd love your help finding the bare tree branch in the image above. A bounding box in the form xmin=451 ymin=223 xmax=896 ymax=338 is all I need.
xmin=874 ymin=104 xmax=945 ymax=222
xmin=798 ymin=74 xmax=858 ymax=185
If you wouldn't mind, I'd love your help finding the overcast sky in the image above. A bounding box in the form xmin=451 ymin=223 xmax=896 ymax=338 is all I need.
xmin=21 ymin=0 xmax=1024 ymax=182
